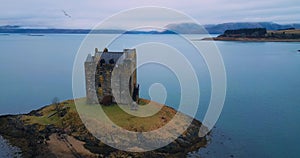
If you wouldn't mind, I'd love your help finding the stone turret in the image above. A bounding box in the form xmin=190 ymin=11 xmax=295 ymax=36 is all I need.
xmin=84 ymin=48 xmax=138 ymax=105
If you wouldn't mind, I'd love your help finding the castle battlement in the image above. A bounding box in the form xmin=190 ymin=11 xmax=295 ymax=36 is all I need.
xmin=84 ymin=48 xmax=139 ymax=105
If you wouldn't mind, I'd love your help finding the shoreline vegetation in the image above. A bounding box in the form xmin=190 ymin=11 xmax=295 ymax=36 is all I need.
xmin=202 ymin=28 xmax=300 ymax=42
xmin=0 ymin=98 xmax=208 ymax=158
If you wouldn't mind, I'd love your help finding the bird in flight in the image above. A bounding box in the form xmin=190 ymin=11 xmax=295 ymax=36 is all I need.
xmin=62 ymin=10 xmax=72 ymax=18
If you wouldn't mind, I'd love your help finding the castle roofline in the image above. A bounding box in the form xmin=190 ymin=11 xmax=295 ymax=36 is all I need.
xmin=98 ymin=51 xmax=123 ymax=54
xmin=85 ymin=48 xmax=136 ymax=63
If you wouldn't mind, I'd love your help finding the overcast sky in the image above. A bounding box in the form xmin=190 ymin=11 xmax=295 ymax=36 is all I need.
xmin=0 ymin=0 xmax=299 ymax=29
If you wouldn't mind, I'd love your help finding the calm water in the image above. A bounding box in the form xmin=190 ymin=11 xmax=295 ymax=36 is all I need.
xmin=0 ymin=33 xmax=299 ymax=157
xmin=0 ymin=136 xmax=21 ymax=157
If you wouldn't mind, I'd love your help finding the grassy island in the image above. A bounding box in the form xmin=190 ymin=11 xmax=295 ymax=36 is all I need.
xmin=0 ymin=98 xmax=207 ymax=158
xmin=203 ymin=28 xmax=300 ymax=42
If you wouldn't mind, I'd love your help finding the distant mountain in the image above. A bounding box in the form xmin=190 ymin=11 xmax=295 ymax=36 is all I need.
xmin=165 ymin=22 xmax=300 ymax=34
xmin=0 ymin=28 xmax=125 ymax=34
xmin=0 ymin=27 xmax=175 ymax=34
xmin=205 ymin=22 xmax=300 ymax=34
xmin=124 ymin=30 xmax=176 ymax=34
xmin=0 ymin=25 xmax=21 ymax=29
xmin=165 ymin=23 xmax=207 ymax=34
xmin=1 ymin=22 xmax=300 ymax=34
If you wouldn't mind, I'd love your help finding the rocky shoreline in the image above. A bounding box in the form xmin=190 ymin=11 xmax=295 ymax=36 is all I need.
xmin=201 ymin=28 xmax=300 ymax=42
xmin=202 ymin=37 xmax=300 ymax=42
xmin=0 ymin=99 xmax=208 ymax=158
xmin=0 ymin=135 xmax=21 ymax=157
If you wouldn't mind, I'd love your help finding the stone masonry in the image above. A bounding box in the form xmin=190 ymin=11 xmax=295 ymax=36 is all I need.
xmin=84 ymin=48 xmax=139 ymax=105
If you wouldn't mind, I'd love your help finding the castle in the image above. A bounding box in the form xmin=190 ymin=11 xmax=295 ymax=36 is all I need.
xmin=84 ymin=48 xmax=139 ymax=105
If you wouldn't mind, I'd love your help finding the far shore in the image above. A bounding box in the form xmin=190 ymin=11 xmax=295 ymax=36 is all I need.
xmin=201 ymin=28 xmax=300 ymax=42
xmin=201 ymin=37 xmax=300 ymax=42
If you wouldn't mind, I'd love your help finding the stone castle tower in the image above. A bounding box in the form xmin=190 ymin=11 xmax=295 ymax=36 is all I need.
xmin=84 ymin=48 xmax=139 ymax=105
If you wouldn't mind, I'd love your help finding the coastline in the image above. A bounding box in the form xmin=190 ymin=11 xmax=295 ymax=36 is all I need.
xmin=0 ymin=135 xmax=21 ymax=157
xmin=201 ymin=28 xmax=300 ymax=42
xmin=201 ymin=37 xmax=300 ymax=42
xmin=0 ymin=99 xmax=208 ymax=158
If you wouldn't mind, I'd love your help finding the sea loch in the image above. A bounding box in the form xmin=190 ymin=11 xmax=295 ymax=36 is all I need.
xmin=0 ymin=34 xmax=299 ymax=157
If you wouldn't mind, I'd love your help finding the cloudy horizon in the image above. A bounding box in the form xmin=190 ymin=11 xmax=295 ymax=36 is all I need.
xmin=0 ymin=0 xmax=299 ymax=29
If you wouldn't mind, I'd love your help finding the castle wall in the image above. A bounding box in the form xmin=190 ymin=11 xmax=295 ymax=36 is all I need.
xmin=84 ymin=61 xmax=98 ymax=104
xmin=84 ymin=48 xmax=138 ymax=105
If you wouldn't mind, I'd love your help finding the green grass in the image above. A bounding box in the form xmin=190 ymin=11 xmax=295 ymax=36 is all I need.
xmin=75 ymin=98 xmax=176 ymax=131
xmin=22 ymin=98 xmax=176 ymax=132
xmin=22 ymin=100 xmax=78 ymax=129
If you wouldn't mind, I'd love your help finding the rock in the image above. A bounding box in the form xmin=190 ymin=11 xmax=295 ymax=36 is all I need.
xmin=0 ymin=99 xmax=208 ymax=158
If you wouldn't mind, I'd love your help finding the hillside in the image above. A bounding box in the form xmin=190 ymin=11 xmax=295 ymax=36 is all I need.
xmin=2 ymin=22 xmax=300 ymax=35
xmin=165 ymin=23 xmax=208 ymax=34
xmin=0 ymin=98 xmax=207 ymax=158
xmin=202 ymin=28 xmax=300 ymax=42
xmin=205 ymin=22 xmax=300 ymax=34
xmin=165 ymin=22 xmax=300 ymax=34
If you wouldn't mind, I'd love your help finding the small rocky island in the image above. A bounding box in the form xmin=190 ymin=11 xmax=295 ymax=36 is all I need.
xmin=0 ymin=48 xmax=208 ymax=157
xmin=203 ymin=28 xmax=300 ymax=42
xmin=0 ymin=98 xmax=207 ymax=157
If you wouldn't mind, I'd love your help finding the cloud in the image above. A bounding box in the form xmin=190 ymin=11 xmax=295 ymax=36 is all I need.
xmin=0 ymin=0 xmax=299 ymax=28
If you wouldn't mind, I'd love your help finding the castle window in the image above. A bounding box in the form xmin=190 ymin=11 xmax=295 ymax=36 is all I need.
xmin=109 ymin=59 xmax=115 ymax=64
xmin=100 ymin=59 xmax=105 ymax=66
xmin=103 ymin=48 xmax=108 ymax=52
